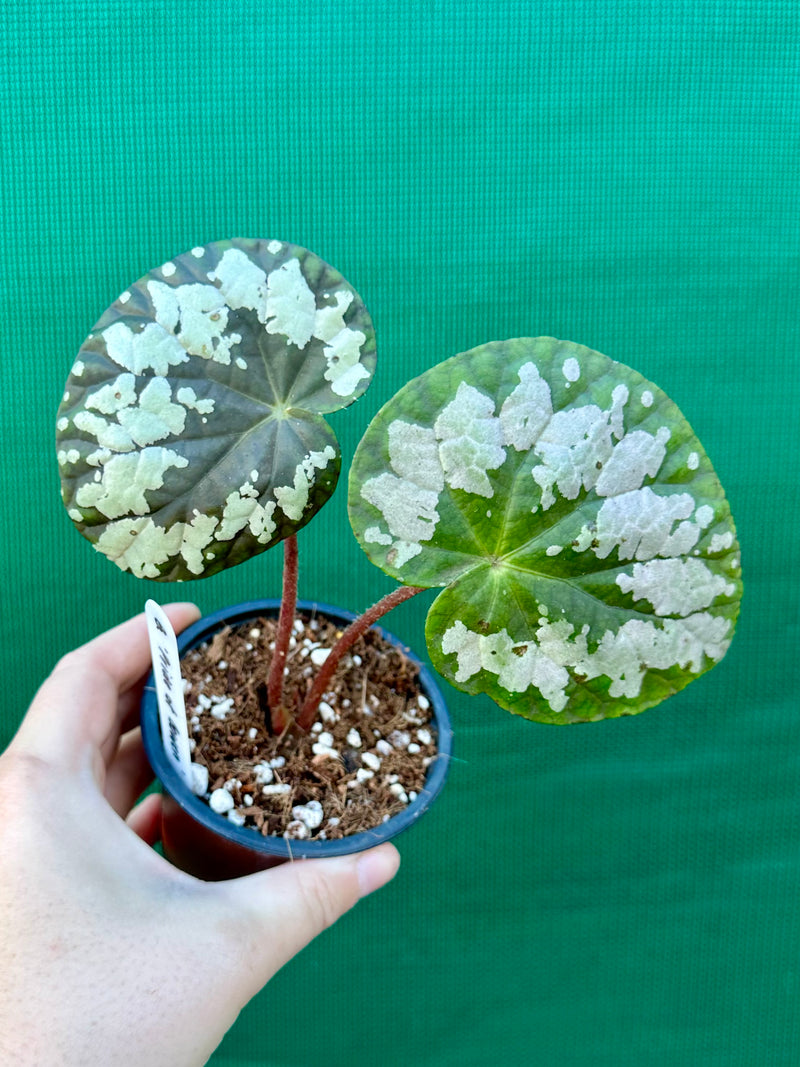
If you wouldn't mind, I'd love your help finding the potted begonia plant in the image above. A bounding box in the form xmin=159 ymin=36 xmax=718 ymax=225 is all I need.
xmin=55 ymin=238 xmax=742 ymax=878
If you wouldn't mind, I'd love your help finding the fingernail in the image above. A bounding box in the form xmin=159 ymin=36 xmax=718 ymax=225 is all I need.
xmin=357 ymin=845 xmax=400 ymax=898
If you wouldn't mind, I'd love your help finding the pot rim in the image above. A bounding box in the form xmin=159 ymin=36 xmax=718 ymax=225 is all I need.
xmin=141 ymin=598 xmax=453 ymax=859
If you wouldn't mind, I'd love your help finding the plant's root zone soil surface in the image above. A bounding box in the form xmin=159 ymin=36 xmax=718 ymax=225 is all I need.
xmin=182 ymin=612 xmax=439 ymax=841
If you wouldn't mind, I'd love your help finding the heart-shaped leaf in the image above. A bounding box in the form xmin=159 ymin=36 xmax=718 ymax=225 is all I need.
xmin=56 ymin=238 xmax=376 ymax=581
xmin=349 ymin=338 xmax=742 ymax=723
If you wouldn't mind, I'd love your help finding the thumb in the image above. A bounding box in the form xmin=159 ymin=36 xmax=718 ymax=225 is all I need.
xmin=220 ymin=844 xmax=400 ymax=983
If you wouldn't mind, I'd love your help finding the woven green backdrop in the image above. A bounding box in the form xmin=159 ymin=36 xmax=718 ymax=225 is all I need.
xmin=2 ymin=1 xmax=798 ymax=1064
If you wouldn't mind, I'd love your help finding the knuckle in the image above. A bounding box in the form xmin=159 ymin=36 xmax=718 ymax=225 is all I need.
xmin=52 ymin=646 xmax=91 ymax=677
xmin=295 ymin=865 xmax=349 ymax=932
xmin=0 ymin=751 xmax=57 ymax=812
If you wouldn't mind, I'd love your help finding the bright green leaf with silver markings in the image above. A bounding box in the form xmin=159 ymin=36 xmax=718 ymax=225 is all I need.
xmin=348 ymin=337 xmax=741 ymax=724
xmin=56 ymin=238 xmax=376 ymax=581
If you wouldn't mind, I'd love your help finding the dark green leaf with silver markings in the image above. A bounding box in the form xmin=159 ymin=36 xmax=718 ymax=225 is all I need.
xmin=56 ymin=238 xmax=376 ymax=581
xmin=349 ymin=337 xmax=741 ymax=723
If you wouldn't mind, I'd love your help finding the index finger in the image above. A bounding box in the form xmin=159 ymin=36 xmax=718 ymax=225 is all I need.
xmin=10 ymin=602 xmax=200 ymax=771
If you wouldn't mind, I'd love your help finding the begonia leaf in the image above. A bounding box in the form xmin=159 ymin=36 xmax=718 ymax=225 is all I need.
xmin=349 ymin=337 xmax=741 ymax=723
xmin=56 ymin=238 xmax=375 ymax=581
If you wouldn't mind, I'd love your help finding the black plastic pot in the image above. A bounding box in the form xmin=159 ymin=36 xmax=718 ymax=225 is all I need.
xmin=141 ymin=598 xmax=453 ymax=880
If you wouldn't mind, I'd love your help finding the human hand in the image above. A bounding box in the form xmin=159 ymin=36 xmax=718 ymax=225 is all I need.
xmin=0 ymin=604 xmax=399 ymax=1066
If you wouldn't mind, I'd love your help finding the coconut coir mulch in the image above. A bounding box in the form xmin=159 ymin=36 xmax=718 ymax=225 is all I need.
xmin=181 ymin=611 xmax=439 ymax=841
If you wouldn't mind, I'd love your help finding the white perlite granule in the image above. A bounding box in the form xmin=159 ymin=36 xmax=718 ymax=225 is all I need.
xmin=209 ymin=788 xmax=234 ymax=814
xmin=292 ymin=801 xmax=324 ymax=830
xmin=190 ymin=762 xmax=209 ymax=796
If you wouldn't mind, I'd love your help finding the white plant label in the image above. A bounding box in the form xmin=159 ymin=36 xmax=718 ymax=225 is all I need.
xmin=144 ymin=599 xmax=193 ymax=788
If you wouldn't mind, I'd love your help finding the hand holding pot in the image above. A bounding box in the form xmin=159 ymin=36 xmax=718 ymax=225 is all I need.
xmin=0 ymin=604 xmax=399 ymax=1067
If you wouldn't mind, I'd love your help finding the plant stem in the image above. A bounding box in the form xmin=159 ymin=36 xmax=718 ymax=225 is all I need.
xmin=296 ymin=584 xmax=425 ymax=732
xmin=266 ymin=534 xmax=299 ymax=734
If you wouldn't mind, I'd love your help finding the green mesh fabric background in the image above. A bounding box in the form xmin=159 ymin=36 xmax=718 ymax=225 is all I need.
xmin=1 ymin=1 xmax=798 ymax=1064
